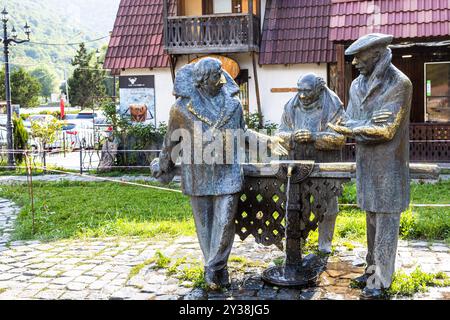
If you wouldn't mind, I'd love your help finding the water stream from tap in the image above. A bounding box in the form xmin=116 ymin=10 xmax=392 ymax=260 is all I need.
xmin=282 ymin=171 xmax=292 ymax=280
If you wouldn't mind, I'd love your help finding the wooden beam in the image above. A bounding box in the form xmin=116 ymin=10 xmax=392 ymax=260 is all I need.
xmin=248 ymin=0 xmax=254 ymax=50
xmin=252 ymin=52 xmax=263 ymax=127
xmin=163 ymin=0 xmax=169 ymax=49
xmin=169 ymin=55 xmax=177 ymax=84
xmin=271 ymin=88 xmax=297 ymax=93
xmin=336 ymin=44 xmax=346 ymax=106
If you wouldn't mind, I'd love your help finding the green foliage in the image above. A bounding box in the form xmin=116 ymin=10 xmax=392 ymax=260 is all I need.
xmin=177 ymin=264 xmax=206 ymax=289
xmin=3 ymin=0 xmax=120 ymax=86
xmin=128 ymin=258 xmax=154 ymax=280
xmin=245 ymin=112 xmax=278 ymax=132
xmin=102 ymin=100 xmax=167 ymax=144
xmin=0 ymin=67 xmax=42 ymax=108
xmin=400 ymin=209 xmax=416 ymax=239
xmin=12 ymin=115 xmax=29 ymax=163
xmin=102 ymin=100 xmax=167 ymax=167
xmin=30 ymin=117 xmax=62 ymax=148
xmin=339 ymin=182 xmax=357 ymax=204
xmin=167 ymin=257 xmax=187 ymax=276
xmin=387 ymin=267 xmax=450 ymax=297
xmin=30 ymin=67 xmax=56 ymax=100
xmin=153 ymin=250 xmax=172 ymax=269
xmin=68 ymin=43 xmax=107 ymax=109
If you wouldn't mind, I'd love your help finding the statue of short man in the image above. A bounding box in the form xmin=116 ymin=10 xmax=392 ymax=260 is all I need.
xmin=329 ymin=33 xmax=412 ymax=299
xmin=152 ymin=58 xmax=287 ymax=290
xmin=278 ymin=73 xmax=346 ymax=254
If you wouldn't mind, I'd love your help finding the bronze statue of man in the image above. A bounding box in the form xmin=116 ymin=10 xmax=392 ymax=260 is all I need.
xmin=329 ymin=33 xmax=412 ymax=299
xmin=278 ymin=73 xmax=346 ymax=254
xmin=152 ymin=58 xmax=287 ymax=290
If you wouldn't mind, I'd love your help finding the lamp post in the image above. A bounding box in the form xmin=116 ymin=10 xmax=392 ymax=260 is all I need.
xmin=2 ymin=7 xmax=31 ymax=168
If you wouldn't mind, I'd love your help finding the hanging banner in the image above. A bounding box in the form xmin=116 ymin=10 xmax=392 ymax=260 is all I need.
xmin=119 ymin=75 xmax=156 ymax=125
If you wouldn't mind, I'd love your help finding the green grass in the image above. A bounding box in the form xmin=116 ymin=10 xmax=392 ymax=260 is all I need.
xmin=387 ymin=267 xmax=450 ymax=297
xmin=339 ymin=180 xmax=450 ymax=204
xmin=0 ymin=180 xmax=448 ymax=244
xmin=0 ymin=181 xmax=194 ymax=241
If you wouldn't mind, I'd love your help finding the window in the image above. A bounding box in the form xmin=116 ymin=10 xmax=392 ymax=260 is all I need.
xmin=425 ymin=62 xmax=450 ymax=123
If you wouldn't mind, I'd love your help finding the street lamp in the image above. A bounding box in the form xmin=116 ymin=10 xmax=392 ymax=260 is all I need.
xmin=1 ymin=8 xmax=31 ymax=167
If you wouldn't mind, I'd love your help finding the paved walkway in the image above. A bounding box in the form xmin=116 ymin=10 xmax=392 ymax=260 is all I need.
xmin=0 ymin=199 xmax=449 ymax=300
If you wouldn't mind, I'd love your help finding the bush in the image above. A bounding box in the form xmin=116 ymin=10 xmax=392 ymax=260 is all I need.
xmin=13 ymin=115 xmax=29 ymax=163
xmin=102 ymin=100 xmax=167 ymax=168
xmin=245 ymin=112 xmax=278 ymax=133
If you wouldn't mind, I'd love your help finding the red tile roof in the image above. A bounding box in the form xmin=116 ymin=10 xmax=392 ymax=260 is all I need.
xmin=104 ymin=0 xmax=175 ymax=71
xmin=259 ymin=0 xmax=336 ymax=65
xmin=330 ymin=0 xmax=450 ymax=41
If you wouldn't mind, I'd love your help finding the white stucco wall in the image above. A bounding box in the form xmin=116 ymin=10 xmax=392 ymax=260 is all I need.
xmin=120 ymin=56 xmax=328 ymax=126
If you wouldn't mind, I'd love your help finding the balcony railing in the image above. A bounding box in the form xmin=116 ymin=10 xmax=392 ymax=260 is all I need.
xmin=165 ymin=13 xmax=260 ymax=54
xmin=342 ymin=123 xmax=450 ymax=163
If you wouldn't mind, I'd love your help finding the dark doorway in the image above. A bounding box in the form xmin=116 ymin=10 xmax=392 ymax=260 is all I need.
xmin=235 ymin=69 xmax=249 ymax=114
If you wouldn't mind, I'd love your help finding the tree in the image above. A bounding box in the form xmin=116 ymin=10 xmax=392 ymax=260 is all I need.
xmin=30 ymin=117 xmax=62 ymax=151
xmin=0 ymin=67 xmax=42 ymax=108
xmin=31 ymin=67 xmax=56 ymax=101
xmin=68 ymin=43 xmax=106 ymax=109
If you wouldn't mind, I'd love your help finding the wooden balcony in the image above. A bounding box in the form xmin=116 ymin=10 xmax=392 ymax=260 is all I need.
xmin=164 ymin=13 xmax=260 ymax=54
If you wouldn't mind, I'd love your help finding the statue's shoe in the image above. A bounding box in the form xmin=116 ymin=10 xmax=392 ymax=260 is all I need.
xmin=352 ymin=274 xmax=369 ymax=288
xmin=217 ymin=267 xmax=230 ymax=288
xmin=360 ymin=287 xmax=385 ymax=300
xmin=204 ymin=269 xmax=220 ymax=291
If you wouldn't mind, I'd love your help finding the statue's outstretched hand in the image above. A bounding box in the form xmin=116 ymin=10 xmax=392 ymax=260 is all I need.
xmin=327 ymin=122 xmax=353 ymax=136
xmin=269 ymin=136 xmax=289 ymax=156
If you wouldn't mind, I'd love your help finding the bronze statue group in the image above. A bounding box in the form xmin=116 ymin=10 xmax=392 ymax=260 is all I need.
xmin=152 ymin=33 xmax=412 ymax=299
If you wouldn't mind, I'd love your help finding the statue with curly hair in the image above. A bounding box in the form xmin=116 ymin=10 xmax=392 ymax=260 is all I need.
xmin=277 ymin=73 xmax=346 ymax=254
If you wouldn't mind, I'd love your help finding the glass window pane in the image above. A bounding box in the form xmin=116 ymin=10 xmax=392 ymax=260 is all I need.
xmin=426 ymin=62 xmax=450 ymax=122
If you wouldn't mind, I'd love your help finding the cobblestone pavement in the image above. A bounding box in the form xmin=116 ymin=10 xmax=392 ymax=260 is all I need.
xmin=0 ymin=198 xmax=449 ymax=300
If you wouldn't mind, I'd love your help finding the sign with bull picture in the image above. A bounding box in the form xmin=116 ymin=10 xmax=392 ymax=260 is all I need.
xmin=119 ymin=75 xmax=156 ymax=125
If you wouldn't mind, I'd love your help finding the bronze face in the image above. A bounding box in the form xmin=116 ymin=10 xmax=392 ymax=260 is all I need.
xmin=352 ymin=48 xmax=380 ymax=76
xmin=297 ymin=74 xmax=320 ymax=107
xmin=195 ymin=59 xmax=226 ymax=97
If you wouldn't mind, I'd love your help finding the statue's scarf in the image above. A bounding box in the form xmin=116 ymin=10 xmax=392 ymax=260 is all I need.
xmin=284 ymin=86 xmax=343 ymax=131
xmin=353 ymin=48 xmax=393 ymax=109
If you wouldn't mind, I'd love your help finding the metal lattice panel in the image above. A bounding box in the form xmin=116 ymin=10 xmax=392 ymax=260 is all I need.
xmin=236 ymin=176 xmax=347 ymax=250
xmin=236 ymin=177 xmax=286 ymax=249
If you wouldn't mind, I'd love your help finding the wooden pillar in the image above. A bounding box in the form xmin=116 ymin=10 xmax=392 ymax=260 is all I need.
xmin=169 ymin=55 xmax=177 ymax=84
xmin=336 ymin=44 xmax=347 ymax=106
xmin=248 ymin=0 xmax=254 ymax=50
xmin=163 ymin=0 xmax=169 ymax=49
xmin=252 ymin=52 xmax=263 ymax=127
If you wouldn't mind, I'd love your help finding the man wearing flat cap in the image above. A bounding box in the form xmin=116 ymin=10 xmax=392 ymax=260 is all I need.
xmin=329 ymin=33 xmax=412 ymax=299
xmin=278 ymin=73 xmax=346 ymax=255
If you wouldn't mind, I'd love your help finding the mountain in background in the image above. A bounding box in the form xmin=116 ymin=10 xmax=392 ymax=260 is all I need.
xmin=1 ymin=0 xmax=121 ymax=88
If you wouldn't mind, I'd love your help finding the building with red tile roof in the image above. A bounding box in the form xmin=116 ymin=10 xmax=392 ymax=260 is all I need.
xmin=104 ymin=0 xmax=450 ymax=162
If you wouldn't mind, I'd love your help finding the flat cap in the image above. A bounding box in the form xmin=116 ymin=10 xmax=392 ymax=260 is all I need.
xmin=345 ymin=33 xmax=394 ymax=55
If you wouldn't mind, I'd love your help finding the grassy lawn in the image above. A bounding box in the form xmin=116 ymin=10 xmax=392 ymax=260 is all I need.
xmin=0 ymin=180 xmax=449 ymax=244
